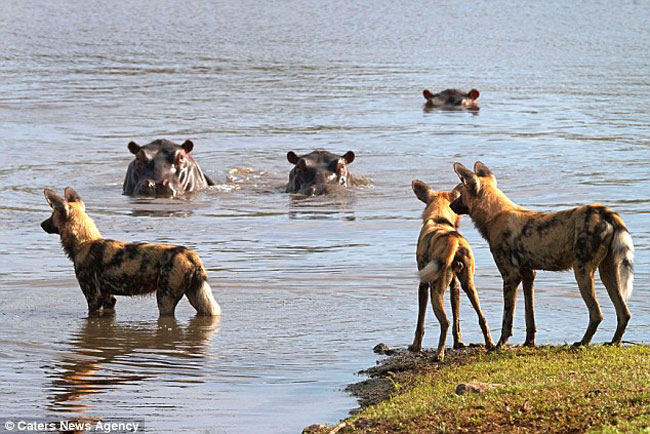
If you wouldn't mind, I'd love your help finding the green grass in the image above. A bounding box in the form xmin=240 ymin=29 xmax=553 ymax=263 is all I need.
xmin=338 ymin=345 xmax=650 ymax=434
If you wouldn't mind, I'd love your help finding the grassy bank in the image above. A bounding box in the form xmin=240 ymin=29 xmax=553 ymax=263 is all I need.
xmin=306 ymin=345 xmax=650 ymax=434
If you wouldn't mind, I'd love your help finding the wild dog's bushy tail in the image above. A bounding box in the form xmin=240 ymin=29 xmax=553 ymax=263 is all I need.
xmin=186 ymin=268 xmax=221 ymax=316
xmin=418 ymin=237 xmax=459 ymax=283
xmin=611 ymin=226 xmax=634 ymax=301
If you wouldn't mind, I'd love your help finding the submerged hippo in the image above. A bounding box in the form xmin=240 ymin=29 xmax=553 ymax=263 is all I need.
xmin=286 ymin=150 xmax=356 ymax=195
xmin=123 ymin=139 xmax=214 ymax=197
xmin=422 ymin=88 xmax=480 ymax=109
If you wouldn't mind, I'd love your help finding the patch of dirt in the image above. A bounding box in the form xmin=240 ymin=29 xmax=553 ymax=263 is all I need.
xmin=345 ymin=344 xmax=489 ymax=412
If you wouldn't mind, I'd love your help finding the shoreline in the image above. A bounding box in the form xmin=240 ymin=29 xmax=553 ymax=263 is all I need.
xmin=304 ymin=343 xmax=650 ymax=434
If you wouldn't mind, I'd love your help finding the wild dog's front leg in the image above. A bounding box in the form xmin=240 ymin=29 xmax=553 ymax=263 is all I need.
xmin=449 ymin=276 xmax=465 ymax=349
xmin=77 ymin=272 xmax=103 ymax=315
xmin=498 ymin=274 xmax=521 ymax=347
xmin=409 ymin=282 xmax=429 ymax=352
xmin=521 ymin=268 xmax=536 ymax=347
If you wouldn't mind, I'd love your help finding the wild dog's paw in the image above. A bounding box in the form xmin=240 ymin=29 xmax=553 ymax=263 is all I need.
xmin=453 ymin=341 xmax=466 ymax=349
xmin=408 ymin=344 xmax=422 ymax=353
xmin=523 ymin=339 xmax=536 ymax=347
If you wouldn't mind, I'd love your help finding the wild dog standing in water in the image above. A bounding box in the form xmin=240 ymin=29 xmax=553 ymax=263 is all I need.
xmin=41 ymin=187 xmax=221 ymax=317
xmin=410 ymin=180 xmax=495 ymax=361
xmin=451 ymin=162 xmax=634 ymax=347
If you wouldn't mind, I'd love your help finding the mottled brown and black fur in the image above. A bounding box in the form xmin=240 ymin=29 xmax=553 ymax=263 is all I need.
xmin=41 ymin=187 xmax=220 ymax=317
xmin=410 ymin=180 xmax=495 ymax=361
xmin=451 ymin=162 xmax=634 ymax=347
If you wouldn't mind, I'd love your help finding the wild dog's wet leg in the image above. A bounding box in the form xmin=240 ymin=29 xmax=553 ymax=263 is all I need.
xmin=573 ymin=266 xmax=602 ymax=346
xmin=521 ymin=268 xmax=537 ymax=347
xmin=78 ymin=276 xmax=103 ymax=315
xmin=101 ymin=295 xmax=117 ymax=313
xmin=599 ymin=256 xmax=631 ymax=345
xmin=156 ymin=290 xmax=183 ymax=316
xmin=450 ymin=276 xmax=465 ymax=349
xmin=458 ymin=266 xmax=495 ymax=350
xmin=431 ymin=275 xmax=451 ymax=362
xmin=409 ymin=282 xmax=429 ymax=352
xmin=497 ymin=274 xmax=521 ymax=347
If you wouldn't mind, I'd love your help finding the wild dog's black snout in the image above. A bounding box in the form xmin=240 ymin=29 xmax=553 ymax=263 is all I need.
xmin=450 ymin=197 xmax=469 ymax=215
xmin=41 ymin=217 xmax=58 ymax=234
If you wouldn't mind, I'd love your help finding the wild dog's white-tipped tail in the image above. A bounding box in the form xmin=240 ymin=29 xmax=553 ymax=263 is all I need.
xmin=418 ymin=260 xmax=441 ymax=283
xmin=188 ymin=280 xmax=221 ymax=316
xmin=612 ymin=229 xmax=634 ymax=301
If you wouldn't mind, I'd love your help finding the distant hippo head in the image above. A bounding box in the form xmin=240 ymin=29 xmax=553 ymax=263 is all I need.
xmin=423 ymin=88 xmax=480 ymax=109
xmin=122 ymin=139 xmax=213 ymax=197
xmin=286 ymin=150 xmax=356 ymax=196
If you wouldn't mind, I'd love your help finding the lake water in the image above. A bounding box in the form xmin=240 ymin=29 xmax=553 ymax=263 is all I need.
xmin=1 ymin=1 xmax=649 ymax=433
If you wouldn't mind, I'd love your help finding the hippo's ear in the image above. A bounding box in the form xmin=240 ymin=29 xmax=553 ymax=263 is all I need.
xmin=453 ymin=162 xmax=481 ymax=195
xmin=181 ymin=140 xmax=194 ymax=153
xmin=128 ymin=141 xmax=141 ymax=155
xmin=287 ymin=151 xmax=300 ymax=164
xmin=342 ymin=151 xmax=355 ymax=165
xmin=423 ymin=89 xmax=434 ymax=100
xmin=412 ymin=180 xmax=434 ymax=204
xmin=64 ymin=187 xmax=83 ymax=204
xmin=44 ymin=189 xmax=66 ymax=210
xmin=468 ymin=89 xmax=480 ymax=100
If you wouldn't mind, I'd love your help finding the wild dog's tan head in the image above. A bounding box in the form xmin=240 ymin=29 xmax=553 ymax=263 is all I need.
xmin=42 ymin=188 xmax=101 ymax=256
xmin=412 ymin=180 xmax=461 ymax=227
xmin=450 ymin=161 xmax=502 ymax=214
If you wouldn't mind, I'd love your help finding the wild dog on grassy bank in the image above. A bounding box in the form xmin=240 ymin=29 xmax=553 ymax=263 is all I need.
xmin=41 ymin=187 xmax=220 ymax=317
xmin=410 ymin=180 xmax=495 ymax=361
xmin=451 ymin=162 xmax=634 ymax=347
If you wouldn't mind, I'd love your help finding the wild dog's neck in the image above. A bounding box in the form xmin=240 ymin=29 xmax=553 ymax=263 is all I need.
xmin=470 ymin=185 xmax=523 ymax=240
xmin=60 ymin=210 xmax=102 ymax=260
xmin=422 ymin=198 xmax=459 ymax=229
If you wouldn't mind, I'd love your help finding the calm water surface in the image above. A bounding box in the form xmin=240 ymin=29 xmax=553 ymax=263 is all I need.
xmin=1 ymin=1 xmax=649 ymax=433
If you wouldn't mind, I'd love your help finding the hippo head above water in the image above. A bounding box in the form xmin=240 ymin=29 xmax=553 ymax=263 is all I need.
xmin=122 ymin=139 xmax=214 ymax=198
xmin=423 ymin=88 xmax=480 ymax=109
xmin=286 ymin=150 xmax=356 ymax=196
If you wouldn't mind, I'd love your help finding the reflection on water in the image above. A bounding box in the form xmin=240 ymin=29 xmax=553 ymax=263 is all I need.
xmin=47 ymin=316 xmax=220 ymax=413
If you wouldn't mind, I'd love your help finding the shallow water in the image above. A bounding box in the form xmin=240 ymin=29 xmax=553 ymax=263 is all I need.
xmin=1 ymin=0 xmax=649 ymax=432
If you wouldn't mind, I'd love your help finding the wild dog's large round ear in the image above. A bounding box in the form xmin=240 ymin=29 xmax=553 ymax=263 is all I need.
xmin=473 ymin=161 xmax=493 ymax=177
xmin=468 ymin=89 xmax=480 ymax=100
xmin=181 ymin=140 xmax=194 ymax=153
xmin=44 ymin=188 xmax=66 ymax=209
xmin=412 ymin=180 xmax=434 ymax=204
xmin=423 ymin=89 xmax=434 ymax=100
xmin=64 ymin=187 xmax=83 ymax=203
xmin=287 ymin=151 xmax=300 ymax=164
xmin=128 ymin=141 xmax=141 ymax=155
xmin=453 ymin=162 xmax=481 ymax=194
xmin=342 ymin=151 xmax=355 ymax=164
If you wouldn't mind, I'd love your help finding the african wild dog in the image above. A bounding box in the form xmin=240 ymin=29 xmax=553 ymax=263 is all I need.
xmin=41 ymin=187 xmax=221 ymax=317
xmin=410 ymin=180 xmax=495 ymax=361
xmin=451 ymin=162 xmax=634 ymax=347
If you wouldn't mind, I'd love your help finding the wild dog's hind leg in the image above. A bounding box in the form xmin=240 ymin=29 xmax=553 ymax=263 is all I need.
xmin=449 ymin=275 xmax=465 ymax=349
xmin=458 ymin=264 xmax=495 ymax=350
xmin=521 ymin=268 xmax=536 ymax=347
xmin=102 ymin=295 xmax=117 ymax=312
xmin=431 ymin=273 xmax=452 ymax=361
xmin=573 ymin=266 xmax=602 ymax=346
xmin=599 ymin=254 xmax=631 ymax=345
xmin=156 ymin=256 xmax=186 ymax=316
xmin=409 ymin=282 xmax=429 ymax=352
